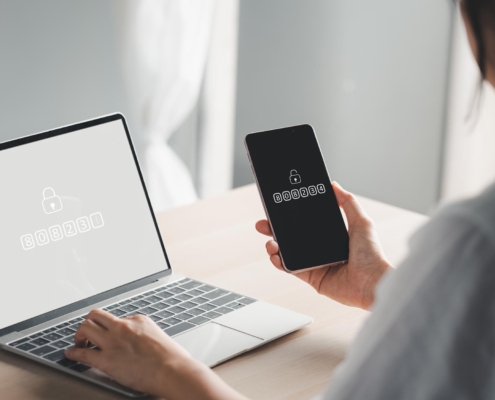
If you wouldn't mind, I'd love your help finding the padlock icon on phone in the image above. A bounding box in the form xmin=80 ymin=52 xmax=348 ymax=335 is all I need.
xmin=289 ymin=170 xmax=301 ymax=185
xmin=42 ymin=187 xmax=63 ymax=214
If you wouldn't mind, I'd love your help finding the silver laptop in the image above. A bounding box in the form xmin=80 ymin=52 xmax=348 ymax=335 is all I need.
xmin=0 ymin=114 xmax=312 ymax=397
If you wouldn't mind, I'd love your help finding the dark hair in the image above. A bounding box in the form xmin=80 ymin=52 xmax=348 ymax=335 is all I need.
xmin=462 ymin=0 xmax=495 ymax=79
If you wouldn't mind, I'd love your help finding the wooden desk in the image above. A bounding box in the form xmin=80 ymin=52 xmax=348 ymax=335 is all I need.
xmin=0 ymin=184 xmax=427 ymax=399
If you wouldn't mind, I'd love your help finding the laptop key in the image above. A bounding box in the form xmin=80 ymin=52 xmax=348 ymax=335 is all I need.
xmin=202 ymin=311 xmax=222 ymax=320
xmin=44 ymin=349 xmax=66 ymax=362
xmin=198 ymin=303 xmax=217 ymax=312
xmin=168 ymin=306 xmax=186 ymax=314
xmin=156 ymin=291 xmax=174 ymax=299
xmin=189 ymin=316 xmax=210 ymax=325
xmin=149 ymin=315 xmax=162 ymax=322
xmin=197 ymin=284 xmax=215 ymax=293
xmin=51 ymin=340 xmax=70 ymax=349
xmin=202 ymin=289 xmax=228 ymax=300
xmin=125 ymin=311 xmax=143 ymax=317
xmin=163 ymin=317 xmax=182 ymax=326
xmin=230 ymin=303 xmax=245 ymax=310
xmin=132 ymin=300 xmax=150 ymax=308
xmin=68 ymin=323 xmax=81 ymax=331
xmin=70 ymin=363 xmax=91 ymax=373
xmin=29 ymin=333 xmax=44 ymax=339
xmin=65 ymin=335 xmax=75 ymax=344
xmin=109 ymin=309 xmax=126 ymax=317
xmin=31 ymin=345 xmax=57 ymax=357
xmin=239 ymin=297 xmax=257 ymax=305
xmin=120 ymin=304 xmax=139 ymax=313
xmin=43 ymin=333 xmax=63 ymax=342
xmin=145 ymin=295 xmax=162 ymax=303
xmin=176 ymin=293 xmax=193 ymax=301
xmin=57 ymin=328 xmax=76 ymax=337
xmin=192 ymin=297 xmax=209 ymax=304
xmin=187 ymin=308 xmax=205 ymax=316
xmin=17 ymin=343 xmax=37 ymax=352
xmin=31 ymin=338 xmax=50 ymax=346
xmin=178 ymin=301 xmax=197 ymax=309
xmin=156 ymin=310 xmax=174 ymax=319
xmin=164 ymin=322 xmax=195 ymax=337
xmin=168 ymin=287 xmax=186 ymax=295
xmin=156 ymin=322 xmax=171 ymax=330
xmin=187 ymin=289 xmax=204 ymax=297
xmin=175 ymin=313 xmax=194 ymax=321
xmin=215 ymin=306 xmax=234 ymax=314
xmin=139 ymin=307 xmax=158 ymax=315
xmin=57 ymin=358 xmax=77 ymax=368
xmin=108 ymin=304 xmax=119 ymax=310
xmin=152 ymin=302 xmax=169 ymax=311
xmin=210 ymin=293 xmax=242 ymax=307
xmin=178 ymin=280 xmax=203 ymax=290
xmin=163 ymin=298 xmax=182 ymax=306
xmin=10 ymin=338 xmax=30 ymax=347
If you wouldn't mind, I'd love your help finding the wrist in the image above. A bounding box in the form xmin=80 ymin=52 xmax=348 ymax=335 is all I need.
xmin=155 ymin=354 xmax=203 ymax=399
xmin=361 ymin=259 xmax=393 ymax=310
xmin=157 ymin=354 xmax=245 ymax=400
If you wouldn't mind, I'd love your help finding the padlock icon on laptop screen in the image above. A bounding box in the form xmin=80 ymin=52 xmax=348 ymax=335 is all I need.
xmin=42 ymin=187 xmax=63 ymax=214
xmin=289 ymin=170 xmax=301 ymax=184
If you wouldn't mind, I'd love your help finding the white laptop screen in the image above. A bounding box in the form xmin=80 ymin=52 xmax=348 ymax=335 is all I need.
xmin=0 ymin=118 xmax=169 ymax=331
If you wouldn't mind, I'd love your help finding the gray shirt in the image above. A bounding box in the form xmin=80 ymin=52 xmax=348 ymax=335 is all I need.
xmin=319 ymin=182 xmax=495 ymax=400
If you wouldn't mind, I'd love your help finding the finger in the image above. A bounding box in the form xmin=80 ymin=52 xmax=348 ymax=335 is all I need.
xmin=65 ymin=347 xmax=103 ymax=369
xmin=255 ymin=220 xmax=273 ymax=237
xmin=269 ymin=254 xmax=284 ymax=271
xmin=74 ymin=319 xmax=109 ymax=349
xmin=332 ymin=182 xmax=372 ymax=227
xmin=266 ymin=240 xmax=279 ymax=256
xmin=86 ymin=308 xmax=116 ymax=329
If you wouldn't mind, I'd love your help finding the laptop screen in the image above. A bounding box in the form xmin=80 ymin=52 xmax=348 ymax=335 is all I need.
xmin=0 ymin=116 xmax=170 ymax=331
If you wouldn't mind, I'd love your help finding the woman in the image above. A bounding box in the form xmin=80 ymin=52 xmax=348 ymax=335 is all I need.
xmin=65 ymin=1 xmax=495 ymax=398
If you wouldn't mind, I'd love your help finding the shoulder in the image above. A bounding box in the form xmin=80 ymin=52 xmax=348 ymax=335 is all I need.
xmin=410 ymin=182 xmax=495 ymax=250
xmin=439 ymin=182 xmax=495 ymax=242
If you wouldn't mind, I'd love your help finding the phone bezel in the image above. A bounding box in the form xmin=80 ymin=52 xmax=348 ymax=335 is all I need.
xmin=244 ymin=124 xmax=348 ymax=274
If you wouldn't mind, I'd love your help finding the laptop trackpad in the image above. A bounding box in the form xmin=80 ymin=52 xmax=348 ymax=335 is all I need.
xmin=173 ymin=322 xmax=263 ymax=367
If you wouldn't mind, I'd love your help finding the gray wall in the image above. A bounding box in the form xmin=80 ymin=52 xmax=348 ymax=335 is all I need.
xmin=0 ymin=1 xmax=128 ymax=140
xmin=234 ymin=0 xmax=454 ymax=213
xmin=0 ymin=0 xmax=196 ymax=181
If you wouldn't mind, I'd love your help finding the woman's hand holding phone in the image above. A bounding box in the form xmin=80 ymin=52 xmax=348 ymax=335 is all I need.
xmin=256 ymin=182 xmax=392 ymax=310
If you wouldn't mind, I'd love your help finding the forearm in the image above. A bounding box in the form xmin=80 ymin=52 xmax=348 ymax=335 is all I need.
xmin=158 ymin=357 xmax=248 ymax=400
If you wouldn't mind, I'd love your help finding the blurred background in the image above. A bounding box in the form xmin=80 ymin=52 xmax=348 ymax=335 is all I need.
xmin=1 ymin=0 xmax=494 ymax=214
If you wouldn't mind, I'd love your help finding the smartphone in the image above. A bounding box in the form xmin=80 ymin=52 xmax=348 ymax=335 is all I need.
xmin=245 ymin=124 xmax=349 ymax=273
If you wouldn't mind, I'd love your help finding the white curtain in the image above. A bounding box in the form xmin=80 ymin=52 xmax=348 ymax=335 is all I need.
xmin=442 ymin=7 xmax=495 ymax=203
xmin=119 ymin=0 xmax=216 ymax=211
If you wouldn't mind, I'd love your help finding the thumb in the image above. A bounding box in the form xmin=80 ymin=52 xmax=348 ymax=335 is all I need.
xmin=332 ymin=181 xmax=372 ymax=228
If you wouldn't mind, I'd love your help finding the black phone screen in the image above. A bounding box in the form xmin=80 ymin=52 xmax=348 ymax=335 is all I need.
xmin=245 ymin=125 xmax=349 ymax=272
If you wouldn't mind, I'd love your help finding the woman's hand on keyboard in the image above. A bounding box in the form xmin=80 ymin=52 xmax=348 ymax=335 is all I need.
xmin=65 ymin=309 xmax=247 ymax=400
xmin=255 ymin=182 xmax=393 ymax=310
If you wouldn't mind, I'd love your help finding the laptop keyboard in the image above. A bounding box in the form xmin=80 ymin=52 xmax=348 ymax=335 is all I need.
xmin=8 ymin=278 xmax=257 ymax=374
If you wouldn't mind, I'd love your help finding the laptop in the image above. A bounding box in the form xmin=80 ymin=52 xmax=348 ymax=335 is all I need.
xmin=0 ymin=113 xmax=312 ymax=397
